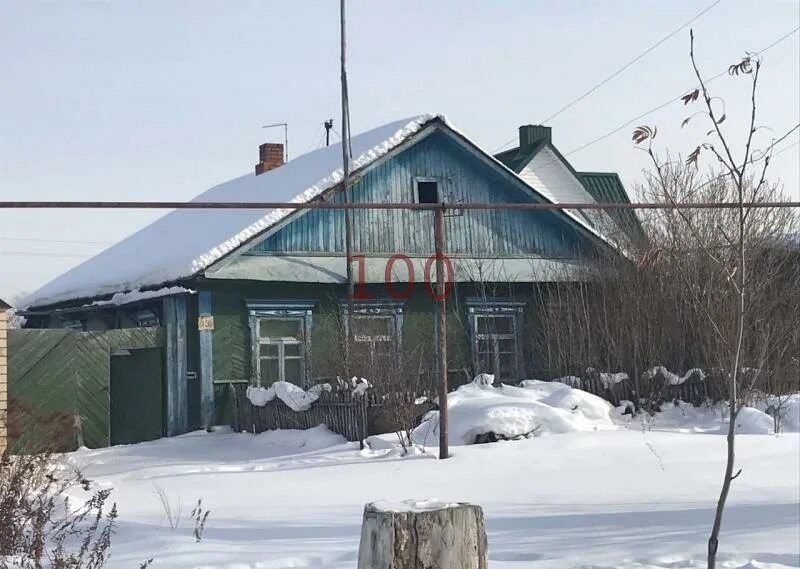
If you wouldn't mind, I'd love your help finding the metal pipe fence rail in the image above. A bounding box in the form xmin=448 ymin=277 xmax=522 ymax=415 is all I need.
xmin=1 ymin=201 xmax=798 ymax=210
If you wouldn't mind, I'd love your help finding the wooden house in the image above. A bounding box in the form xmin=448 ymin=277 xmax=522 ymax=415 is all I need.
xmin=21 ymin=114 xmax=641 ymax=444
xmin=1 ymin=297 xmax=9 ymax=453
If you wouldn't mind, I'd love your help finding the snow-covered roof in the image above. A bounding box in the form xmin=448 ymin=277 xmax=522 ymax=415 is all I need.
xmin=25 ymin=115 xmax=440 ymax=308
xmin=26 ymin=113 xmax=615 ymax=309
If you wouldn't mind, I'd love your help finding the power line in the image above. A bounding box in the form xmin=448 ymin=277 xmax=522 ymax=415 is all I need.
xmin=0 ymin=250 xmax=93 ymax=258
xmin=493 ymin=24 xmax=799 ymax=155
xmin=305 ymin=123 xmax=325 ymax=153
xmin=774 ymin=140 xmax=799 ymax=155
xmin=0 ymin=236 xmax=111 ymax=245
xmin=493 ymin=0 xmax=722 ymax=153
xmin=531 ymin=26 xmax=800 ymax=166
xmin=539 ymin=0 xmax=721 ymax=126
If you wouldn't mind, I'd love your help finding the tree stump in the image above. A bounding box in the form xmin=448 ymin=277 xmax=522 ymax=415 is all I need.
xmin=356 ymin=500 xmax=488 ymax=569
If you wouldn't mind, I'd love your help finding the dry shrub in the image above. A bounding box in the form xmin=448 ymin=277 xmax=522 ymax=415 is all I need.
xmin=531 ymin=168 xmax=799 ymax=410
xmin=0 ymin=450 xmax=116 ymax=569
xmin=6 ymin=398 xmax=76 ymax=455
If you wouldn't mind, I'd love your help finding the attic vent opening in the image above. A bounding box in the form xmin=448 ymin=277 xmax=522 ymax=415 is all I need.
xmin=416 ymin=179 xmax=439 ymax=204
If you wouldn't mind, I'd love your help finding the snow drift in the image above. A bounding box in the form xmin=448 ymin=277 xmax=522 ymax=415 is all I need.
xmin=649 ymin=396 xmax=800 ymax=434
xmin=413 ymin=375 xmax=617 ymax=446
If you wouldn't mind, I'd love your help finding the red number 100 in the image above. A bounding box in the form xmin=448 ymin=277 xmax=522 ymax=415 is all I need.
xmin=350 ymin=254 xmax=453 ymax=300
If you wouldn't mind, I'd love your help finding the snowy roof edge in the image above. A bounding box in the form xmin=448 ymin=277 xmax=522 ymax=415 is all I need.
xmin=25 ymin=112 xmax=616 ymax=310
xmin=23 ymin=114 xmax=443 ymax=309
xmin=189 ymin=113 xmax=443 ymax=273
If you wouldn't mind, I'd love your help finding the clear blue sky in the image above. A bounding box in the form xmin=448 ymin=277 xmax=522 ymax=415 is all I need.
xmin=1 ymin=0 xmax=798 ymax=301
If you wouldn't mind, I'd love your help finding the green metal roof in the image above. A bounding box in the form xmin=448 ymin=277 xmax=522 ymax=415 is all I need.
xmin=579 ymin=172 xmax=630 ymax=204
xmin=579 ymin=172 xmax=647 ymax=245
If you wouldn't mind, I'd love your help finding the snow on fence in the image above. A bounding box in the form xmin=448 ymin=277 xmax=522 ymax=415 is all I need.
xmin=229 ymin=383 xmax=437 ymax=442
xmin=228 ymin=367 xmax=710 ymax=441
xmin=550 ymin=366 xmax=710 ymax=408
xmin=231 ymin=384 xmax=369 ymax=441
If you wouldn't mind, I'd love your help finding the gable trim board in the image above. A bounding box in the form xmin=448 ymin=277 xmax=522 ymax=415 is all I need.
xmin=206 ymin=255 xmax=591 ymax=283
xmin=25 ymin=115 xmax=619 ymax=310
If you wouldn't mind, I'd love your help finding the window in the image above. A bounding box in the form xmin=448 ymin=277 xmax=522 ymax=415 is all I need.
xmin=468 ymin=300 xmax=524 ymax=381
xmin=132 ymin=309 xmax=160 ymax=327
xmin=247 ymin=301 xmax=314 ymax=386
xmin=415 ymin=178 xmax=439 ymax=204
xmin=61 ymin=318 xmax=84 ymax=331
xmin=345 ymin=302 xmax=403 ymax=373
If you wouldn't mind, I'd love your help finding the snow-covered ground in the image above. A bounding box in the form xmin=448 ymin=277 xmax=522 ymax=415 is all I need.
xmin=62 ymin=383 xmax=800 ymax=569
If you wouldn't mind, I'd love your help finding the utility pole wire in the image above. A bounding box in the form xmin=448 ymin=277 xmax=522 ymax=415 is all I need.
xmin=493 ymin=24 xmax=799 ymax=155
xmin=0 ymin=250 xmax=94 ymax=258
xmin=538 ymin=0 xmax=721 ymax=126
xmin=547 ymin=26 xmax=800 ymax=163
xmin=0 ymin=236 xmax=111 ymax=245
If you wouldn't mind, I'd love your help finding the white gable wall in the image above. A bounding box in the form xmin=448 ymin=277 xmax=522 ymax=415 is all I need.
xmin=519 ymin=147 xmax=625 ymax=245
xmin=519 ymin=147 xmax=597 ymax=205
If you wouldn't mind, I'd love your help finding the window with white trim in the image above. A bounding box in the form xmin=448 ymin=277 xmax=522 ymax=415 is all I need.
xmin=345 ymin=303 xmax=403 ymax=372
xmin=247 ymin=301 xmax=314 ymax=386
xmin=468 ymin=301 xmax=524 ymax=381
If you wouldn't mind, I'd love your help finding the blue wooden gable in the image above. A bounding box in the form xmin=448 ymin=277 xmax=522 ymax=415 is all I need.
xmin=243 ymin=126 xmax=599 ymax=260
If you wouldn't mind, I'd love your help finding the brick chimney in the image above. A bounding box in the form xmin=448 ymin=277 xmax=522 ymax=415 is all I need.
xmin=255 ymin=143 xmax=284 ymax=175
xmin=518 ymin=125 xmax=552 ymax=149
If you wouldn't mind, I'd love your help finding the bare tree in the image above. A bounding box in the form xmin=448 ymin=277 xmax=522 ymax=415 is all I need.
xmin=632 ymin=31 xmax=799 ymax=568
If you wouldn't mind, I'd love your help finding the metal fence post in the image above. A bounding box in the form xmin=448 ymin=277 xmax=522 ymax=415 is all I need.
xmin=434 ymin=205 xmax=449 ymax=459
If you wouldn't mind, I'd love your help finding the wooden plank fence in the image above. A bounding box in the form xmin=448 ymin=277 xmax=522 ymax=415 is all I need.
xmin=7 ymin=327 xmax=164 ymax=451
xmin=229 ymin=384 xmax=369 ymax=441
xmin=229 ymin=383 xmax=438 ymax=442
xmin=228 ymin=368 xmax=714 ymax=442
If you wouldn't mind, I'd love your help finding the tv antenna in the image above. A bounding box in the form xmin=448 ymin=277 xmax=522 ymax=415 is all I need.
xmin=262 ymin=122 xmax=289 ymax=161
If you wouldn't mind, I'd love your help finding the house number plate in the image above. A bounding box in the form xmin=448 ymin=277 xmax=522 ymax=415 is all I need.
xmin=198 ymin=316 xmax=215 ymax=331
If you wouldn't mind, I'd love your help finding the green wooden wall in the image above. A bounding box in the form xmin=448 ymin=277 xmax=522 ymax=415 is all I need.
xmin=204 ymin=280 xmax=547 ymax=389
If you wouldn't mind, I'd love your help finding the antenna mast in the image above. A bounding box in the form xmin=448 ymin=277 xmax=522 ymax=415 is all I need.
xmin=262 ymin=122 xmax=289 ymax=161
xmin=340 ymin=0 xmax=355 ymax=377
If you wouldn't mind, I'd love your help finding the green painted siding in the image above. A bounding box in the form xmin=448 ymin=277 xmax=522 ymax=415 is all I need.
xmin=205 ymin=280 xmax=556 ymax=389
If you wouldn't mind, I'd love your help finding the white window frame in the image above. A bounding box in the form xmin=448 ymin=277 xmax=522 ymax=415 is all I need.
xmin=467 ymin=299 xmax=524 ymax=381
xmin=343 ymin=302 xmax=404 ymax=367
xmin=247 ymin=300 xmax=314 ymax=387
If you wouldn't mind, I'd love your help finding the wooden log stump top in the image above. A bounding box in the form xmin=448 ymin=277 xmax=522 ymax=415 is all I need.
xmin=357 ymin=500 xmax=488 ymax=569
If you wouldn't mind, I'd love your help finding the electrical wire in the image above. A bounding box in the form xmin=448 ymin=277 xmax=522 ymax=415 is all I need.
xmin=493 ymin=0 xmax=722 ymax=153
xmin=539 ymin=0 xmax=722 ymax=126
xmin=0 ymin=236 xmax=111 ymax=245
xmin=493 ymin=24 xmax=799 ymax=156
xmin=0 ymin=250 xmax=93 ymax=258
xmin=305 ymin=123 xmax=326 ymax=153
